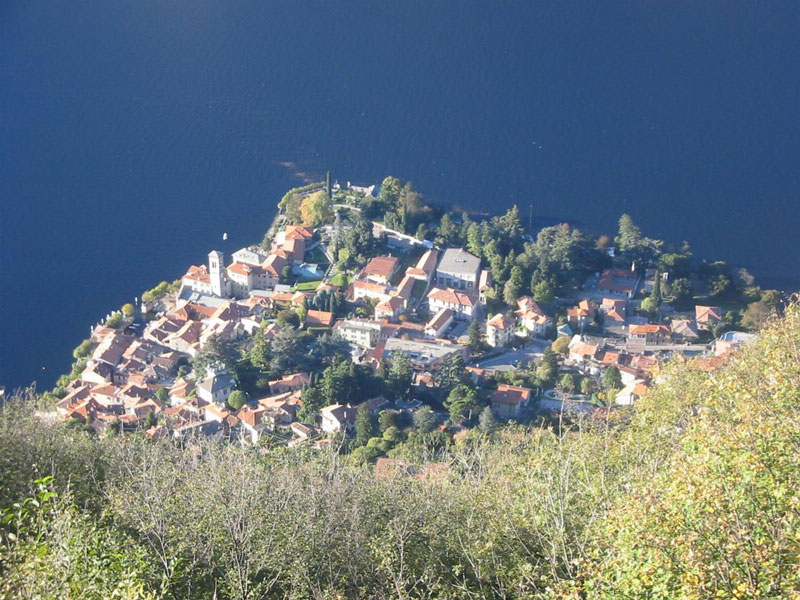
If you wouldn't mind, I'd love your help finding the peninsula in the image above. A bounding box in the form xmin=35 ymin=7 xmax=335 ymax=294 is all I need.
xmin=2 ymin=176 xmax=798 ymax=599
xmin=44 ymin=176 xmax=785 ymax=447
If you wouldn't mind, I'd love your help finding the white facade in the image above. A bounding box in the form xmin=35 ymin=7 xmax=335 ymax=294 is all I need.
xmin=435 ymin=248 xmax=481 ymax=291
xmin=232 ymin=247 xmax=269 ymax=266
xmin=425 ymin=308 xmax=454 ymax=338
xmin=427 ymin=288 xmax=475 ymax=320
xmin=196 ymin=372 xmax=235 ymax=405
xmin=320 ymin=404 xmax=357 ymax=433
xmin=208 ymin=250 xmax=228 ymax=298
xmin=486 ymin=314 xmax=514 ymax=348
xmin=337 ymin=319 xmax=383 ymax=348
xmin=352 ymin=280 xmax=392 ymax=304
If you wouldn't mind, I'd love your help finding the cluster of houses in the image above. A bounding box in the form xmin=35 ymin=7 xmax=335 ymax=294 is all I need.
xmin=53 ymin=223 xmax=326 ymax=441
xmin=485 ymin=296 xmax=554 ymax=348
xmin=181 ymin=225 xmax=316 ymax=300
xmin=554 ymin=271 xmax=758 ymax=406
xmin=52 ymin=204 xmax=758 ymax=446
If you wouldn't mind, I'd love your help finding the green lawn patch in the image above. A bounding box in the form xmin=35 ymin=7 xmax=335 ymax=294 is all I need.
xmin=328 ymin=272 xmax=349 ymax=287
xmin=295 ymin=280 xmax=322 ymax=291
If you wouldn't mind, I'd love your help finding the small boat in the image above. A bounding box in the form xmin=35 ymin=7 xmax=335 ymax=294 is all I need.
xmin=222 ymin=232 xmax=228 ymax=241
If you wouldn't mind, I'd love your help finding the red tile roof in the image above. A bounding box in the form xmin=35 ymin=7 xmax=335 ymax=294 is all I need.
xmin=306 ymin=310 xmax=334 ymax=327
xmin=427 ymin=287 xmax=475 ymax=307
xmin=491 ymin=384 xmax=532 ymax=405
xmin=361 ymin=256 xmax=399 ymax=280
xmin=487 ymin=312 xmax=513 ymax=330
xmin=183 ymin=264 xmax=210 ymax=284
xmin=426 ymin=308 xmax=454 ymax=331
xmin=629 ymin=324 xmax=671 ymax=335
xmin=696 ymin=305 xmax=723 ymax=324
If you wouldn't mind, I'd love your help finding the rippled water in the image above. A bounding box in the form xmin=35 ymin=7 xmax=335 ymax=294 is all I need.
xmin=2 ymin=1 xmax=799 ymax=389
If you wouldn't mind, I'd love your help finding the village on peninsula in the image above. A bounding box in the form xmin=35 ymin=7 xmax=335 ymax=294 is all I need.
xmin=46 ymin=176 xmax=782 ymax=458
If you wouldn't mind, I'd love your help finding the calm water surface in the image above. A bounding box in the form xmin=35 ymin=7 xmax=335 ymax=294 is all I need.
xmin=2 ymin=1 xmax=799 ymax=389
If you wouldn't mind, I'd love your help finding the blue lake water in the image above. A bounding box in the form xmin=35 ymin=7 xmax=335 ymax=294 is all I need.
xmin=2 ymin=1 xmax=799 ymax=390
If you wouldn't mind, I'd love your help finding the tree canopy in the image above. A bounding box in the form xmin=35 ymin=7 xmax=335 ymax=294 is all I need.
xmin=3 ymin=307 xmax=800 ymax=598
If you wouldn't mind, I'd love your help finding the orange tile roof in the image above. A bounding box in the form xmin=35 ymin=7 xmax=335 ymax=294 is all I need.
xmin=427 ymin=287 xmax=475 ymax=307
xmin=183 ymin=264 xmax=210 ymax=283
xmin=228 ymin=262 xmax=261 ymax=277
xmin=267 ymin=373 xmax=310 ymax=389
xmin=306 ymin=310 xmax=334 ymax=327
xmin=361 ymin=256 xmax=399 ymax=280
xmin=284 ymin=225 xmax=314 ymax=240
xmin=491 ymin=384 xmax=532 ymax=405
xmin=629 ymin=324 xmax=671 ymax=335
xmin=477 ymin=270 xmax=491 ymax=290
xmin=487 ymin=312 xmax=512 ymax=330
xmin=571 ymin=343 xmax=598 ymax=357
xmin=376 ymin=295 xmax=405 ymax=312
xmin=261 ymin=253 xmax=287 ymax=276
xmin=415 ymin=249 xmax=439 ymax=274
xmin=426 ymin=308 xmax=454 ymax=331
xmin=394 ymin=275 xmax=415 ymax=300
xmin=598 ymin=269 xmax=637 ymax=293
xmin=696 ymin=305 xmax=723 ymax=323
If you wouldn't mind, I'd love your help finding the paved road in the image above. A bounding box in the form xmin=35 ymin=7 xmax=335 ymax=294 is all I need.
xmin=333 ymin=203 xmax=361 ymax=212
xmin=637 ymin=343 xmax=710 ymax=354
xmin=473 ymin=338 xmax=553 ymax=371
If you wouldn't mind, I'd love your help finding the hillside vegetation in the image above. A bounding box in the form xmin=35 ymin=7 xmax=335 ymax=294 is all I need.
xmin=2 ymin=307 xmax=799 ymax=599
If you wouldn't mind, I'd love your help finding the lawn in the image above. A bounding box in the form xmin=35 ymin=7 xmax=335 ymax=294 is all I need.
xmin=295 ymin=280 xmax=322 ymax=292
xmin=328 ymin=272 xmax=349 ymax=287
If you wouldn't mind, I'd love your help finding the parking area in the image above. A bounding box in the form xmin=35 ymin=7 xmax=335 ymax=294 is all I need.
xmin=473 ymin=338 xmax=552 ymax=371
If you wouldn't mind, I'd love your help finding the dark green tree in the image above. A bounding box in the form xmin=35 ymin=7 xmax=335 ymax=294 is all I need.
xmin=248 ymin=329 xmax=271 ymax=371
xmin=445 ymin=385 xmax=479 ymax=423
xmin=503 ymin=266 xmax=524 ymax=305
xmin=435 ymin=354 xmax=471 ymax=393
xmin=388 ymin=352 xmax=413 ymax=399
xmin=192 ymin=335 xmax=239 ymax=380
xmin=602 ymin=365 xmax=622 ymax=392
xmin=652 ymin=270 xmax=662 ymax=305
xmin=378 ymin=409 xmax=398 ymax=433
xmin=72 ymin=339 xmax=94 ymax=360
xmin=435 ymin=213 xmax=459 ymax=247
xmin=670 ymin=277 xmax=694 ymax=308
xmin=276 ymin=309 xmax=300 ymax=327
xmin=615 ymin=214 xmax=643 ymax=253
xmin=478 ymin=406 xmax=497 ymax=434
xmin=297 ymin=386 xmax=324 ymax=424
xmin=227 ymin=390 xmax=246 ymax=410
xmin=144 ymin=411 xmax=158 ymax=429
xmin=532 ymin=279 xmax=555 ymax=305
xmin=355 ymin=404 xmax=376 ymax=447
xmin=658 ymin=253 xmax=691 ymax=279
xmin=536 ymin=348 xmax=559 ymax=387
xmin=269 ymin=326 xmax=312 ymax=374
xmin=413 ymin=406 xmax=437 ymax=433
xmin=467 ymin=320 xmax=483 ymax=352
xmin=321 ymin=360 xmax=349 ymax=406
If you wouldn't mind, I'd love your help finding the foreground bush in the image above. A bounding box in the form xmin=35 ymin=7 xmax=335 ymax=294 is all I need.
xmin=1 ymin=307 xmax=798 ymax=599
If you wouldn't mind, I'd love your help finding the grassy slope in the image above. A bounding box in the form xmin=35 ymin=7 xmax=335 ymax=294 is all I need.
xmin=0 ymin=309 xmax=798 ymax=598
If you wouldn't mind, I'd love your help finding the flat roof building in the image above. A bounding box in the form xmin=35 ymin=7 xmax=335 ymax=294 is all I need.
xmin=435 ymin=248 xmax=481 ymax=291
